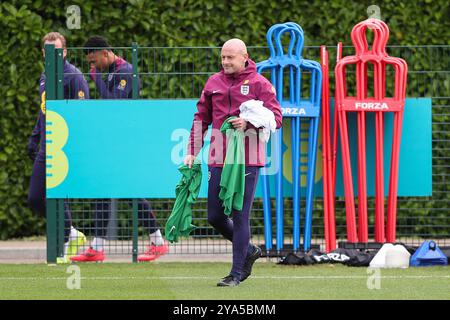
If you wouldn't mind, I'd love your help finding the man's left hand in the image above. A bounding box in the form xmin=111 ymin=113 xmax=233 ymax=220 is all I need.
xmin=228 ymin=117 xmax=247 ymax=131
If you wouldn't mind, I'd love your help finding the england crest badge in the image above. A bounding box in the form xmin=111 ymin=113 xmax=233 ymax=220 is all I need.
xmin=240 ymin=85 xmax=249 ymax=95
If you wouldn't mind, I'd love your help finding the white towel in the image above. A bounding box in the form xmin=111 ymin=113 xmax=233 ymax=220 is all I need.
xmin=239 ymin=99 xmax=276 ymax=142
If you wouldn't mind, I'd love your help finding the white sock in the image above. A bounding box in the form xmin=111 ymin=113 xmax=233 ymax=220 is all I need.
xmin=69 ymin=226 xmax=79 ymax=241
xmin=64 ymin=241 xmax=69 ymax=256
xmin=63 ymin=226 xmax=77 ymax=256
xmin=92 ymin=237 xmax=105 ymax=251
xmin=149 ymin=230 xmax=164 ymax=246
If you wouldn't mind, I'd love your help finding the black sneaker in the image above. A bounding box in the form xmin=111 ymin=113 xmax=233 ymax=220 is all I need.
xmin=217 ymin=274 xmax=240 ymax=287
xmin=240 ymin=245 xmax=262 ymax=282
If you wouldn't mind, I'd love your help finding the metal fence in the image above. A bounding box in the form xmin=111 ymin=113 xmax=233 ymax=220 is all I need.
xmin=48 ymin=45 xmax=450 ymax=262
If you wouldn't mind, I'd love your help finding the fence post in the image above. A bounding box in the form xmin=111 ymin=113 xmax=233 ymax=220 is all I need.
xmin=132 ymin=199 xmax=138 ymax=262
xmin=46 ymin=198 xmax=57 ymax=264
xmin=56 ymin=49 xmax=65 ymax=258
xmin=57 ymin=199 xmax=64 ymax=258
xmin=131 ymin=44 xmax=139 ymax=261
xmin=131 ymin=44 xmax=139 ymax=262
xmin=132 ymin=42 xmax=139 ymax=99
xmin=45 ymin=44 xmax=57 ymax=264
xmin=56 ymin=48 xmax=64 ymax=100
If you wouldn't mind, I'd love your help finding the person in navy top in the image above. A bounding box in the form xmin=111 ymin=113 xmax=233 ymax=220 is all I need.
xmin=27 ymin=32 xmax=89 ymax=263
xmin=70 ymin=36 xmax=168 ymax=262
xmin=85 ymin=35 xmax=135 ymax=99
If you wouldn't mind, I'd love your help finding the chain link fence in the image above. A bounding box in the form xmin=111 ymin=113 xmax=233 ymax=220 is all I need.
xmin=52 ymin=45 xmax=449 ymax=261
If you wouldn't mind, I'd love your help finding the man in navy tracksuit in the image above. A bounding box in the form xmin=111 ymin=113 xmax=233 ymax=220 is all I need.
xmin=28 ymin=32 xmax=89 ymax=263
xmin=71 ymin=36 xmax=167 ymax=262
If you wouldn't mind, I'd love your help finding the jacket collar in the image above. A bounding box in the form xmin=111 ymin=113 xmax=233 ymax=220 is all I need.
xmin=108 ymin=57 xmax=127 ymax=73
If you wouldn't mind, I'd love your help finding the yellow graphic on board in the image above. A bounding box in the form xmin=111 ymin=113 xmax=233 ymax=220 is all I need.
xmin=46 ymin=110 xmax=69 ymax=189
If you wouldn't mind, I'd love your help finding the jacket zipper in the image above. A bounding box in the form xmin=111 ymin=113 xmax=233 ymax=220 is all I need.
xmin=227 ymin=79 xmax=235 ymax=115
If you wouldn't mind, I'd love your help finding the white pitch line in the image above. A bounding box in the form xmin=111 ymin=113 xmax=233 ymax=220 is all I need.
xmin=0 ymin=275 xmax=449 ymax=281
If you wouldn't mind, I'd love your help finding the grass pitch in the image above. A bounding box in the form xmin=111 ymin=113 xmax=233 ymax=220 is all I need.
xmin=0 ymin=262 xmax=448 ymax=300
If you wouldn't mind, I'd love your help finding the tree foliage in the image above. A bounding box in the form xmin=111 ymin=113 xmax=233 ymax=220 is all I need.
xmin=1 ymin=0 xmax=449 ymax=239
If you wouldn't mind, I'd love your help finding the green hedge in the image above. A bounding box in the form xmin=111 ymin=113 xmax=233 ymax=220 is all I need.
xmin=1 ymin=0 xmax=449 ymax=239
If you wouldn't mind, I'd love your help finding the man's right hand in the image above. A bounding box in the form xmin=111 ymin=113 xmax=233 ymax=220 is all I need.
xmin=184 ymin=155 xmax=196 ymax=169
